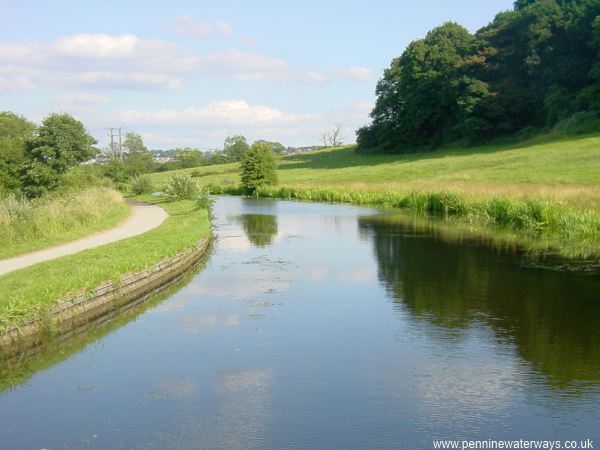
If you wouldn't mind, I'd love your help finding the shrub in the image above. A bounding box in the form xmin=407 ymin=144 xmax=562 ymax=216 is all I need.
xmin=164 ymin=173 xmax=199 ymax=200
xmin=240 ymin=141 xmax=277 ymax=193
xmin=195 ymin=187 xmax=215 ymax=211
xmin=130 ymin=175 xmax=154 ymax=195
xmin=190 ymin=170 xmax=202 ymax=178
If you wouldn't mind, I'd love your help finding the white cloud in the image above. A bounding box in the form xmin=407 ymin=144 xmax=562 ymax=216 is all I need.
xmin=171 ymin=16 xmax=234 ymax=38
xmin=54 ymin=34 xmax=140 ymax=58
xmin=0 ymin=33 xmax=299 ymax=91
xmin=116 ymin=100 xmax=319 ymax=127
xmin=333 ymin=66 xmax=375 ymax=81
xmin=54 ymin=92 xmax=110 ymax=105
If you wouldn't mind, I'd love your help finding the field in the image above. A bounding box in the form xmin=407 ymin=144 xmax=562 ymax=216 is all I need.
xmin=149 ymin=133 xmax=600 ymax=208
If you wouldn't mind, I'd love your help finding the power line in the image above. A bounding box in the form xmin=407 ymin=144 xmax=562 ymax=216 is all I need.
xmin=105 ymin=127 xmax=126 ymax=161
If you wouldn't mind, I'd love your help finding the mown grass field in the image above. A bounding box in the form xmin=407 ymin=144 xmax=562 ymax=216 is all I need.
xmin=0 ymin=187 xmax=130 ymax=259
xmin=149 ymin=133 xmax=600 ymax=209
xmin=0 ymin=197 xmax=210 ymax=333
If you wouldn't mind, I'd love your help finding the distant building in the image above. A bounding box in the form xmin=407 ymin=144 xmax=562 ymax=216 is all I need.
xmin=152 ymin=156 xmax=174 ymax=163
xmin=285 ymin=146 xmax=322 ymax=154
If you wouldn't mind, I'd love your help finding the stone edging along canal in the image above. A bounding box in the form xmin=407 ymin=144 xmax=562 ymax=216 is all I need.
xmin=0 ymin=238 xmax=211 ymax=360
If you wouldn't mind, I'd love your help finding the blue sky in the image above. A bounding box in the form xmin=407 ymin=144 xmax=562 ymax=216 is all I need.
xmin=0 ymin=0 xmax=514 ymax=150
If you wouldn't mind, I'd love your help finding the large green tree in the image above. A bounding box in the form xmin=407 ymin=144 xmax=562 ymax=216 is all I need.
xmin=20 ymin=113 xmax=98 ymax=197
xmin=0 ymin=112 xmax=36 ymax=193
xmin=240 ymin=141 xmax=278 ymax=193
xmin=358 ymin=0 xmax=600 ymax=153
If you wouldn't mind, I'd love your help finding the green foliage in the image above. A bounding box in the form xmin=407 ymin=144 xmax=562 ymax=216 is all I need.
xmin=223 ymin=135 xmax=250 ymax=161
xmin=358 ymin=0 xmax=600 ymax=152
xmin=20 ymin=113 xmax=98 ymax=197
xmin=0 ymin=112 xmax=36 ymax=193
xmin=173 ymin=148 xmax=205 ymax=168
xmin=254 ymin=139 xmax=286 ymax=154
xmin=164 ymin=173 xmax=199 ymax=200
xmin=123 ymin=132 xmax=148 ymax=154
xmin=240 ymin=141 xmax=278 ymax=193
xmin=195 ymin=187 xmax=214 ymax=211
xmin=130 ymin=175 xmax=155 ymax=195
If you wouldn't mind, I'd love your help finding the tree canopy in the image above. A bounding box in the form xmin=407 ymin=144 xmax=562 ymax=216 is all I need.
xmin=20 ymin=113 xmax=98 ymax=197
xmin=357 ymin=0 xmax=600 ymax=153
xmin=240 ymin=141 xmax=278 ymax=193
xmin=223 ymin=135 xmax=250 ymax=161
xmin=0 ymin=112 xmax=36 ymax=193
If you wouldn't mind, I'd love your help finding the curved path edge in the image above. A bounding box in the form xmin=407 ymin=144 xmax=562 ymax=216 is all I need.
xmin=0 ymin=237 xmax=211 ymax=360
xmin=0 ymin=201 xmax=168 ymax=277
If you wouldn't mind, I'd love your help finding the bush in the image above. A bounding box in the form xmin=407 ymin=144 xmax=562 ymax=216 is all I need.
xmin=190 ymin=170 xmax=202 ymax=178
xmin=164 ymin=173 xmax=199 ymax=200
xmin=551 ymin=112 xmax=600 ymax=137
xmin=240 ymin=142 xmax=277 ymax=193
xmin=130 ymin=175 xmax=154 ymax=195
xmin=195 ymin=187 xmax=215 ymax=211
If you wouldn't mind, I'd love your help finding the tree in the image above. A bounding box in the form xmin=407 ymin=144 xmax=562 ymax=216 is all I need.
xmin=123 ymin=132 xmax=148 ymax=154
xmin=20 ymin=113 xmax=97 ymax=197
xmin=320 ymin=123 xmax=345 ymax=147
xmin=174 ymin=147 xmax=206 ymax=168
xmin=0 ymin=112 xmax=36 ymax=193
xmin=240 ymin=141 xmax=278 ymax=193
xmin=223 ymin=135 xmax=250 ymax=161
xmin=357 ymin=1 xmax=600 ymax=152
xmin=254 ymin=140 xmax=286 ymax=154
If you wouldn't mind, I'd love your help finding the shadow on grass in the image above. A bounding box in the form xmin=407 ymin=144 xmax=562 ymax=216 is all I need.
xmin=277 ymin=131 xmax=600 ymax=172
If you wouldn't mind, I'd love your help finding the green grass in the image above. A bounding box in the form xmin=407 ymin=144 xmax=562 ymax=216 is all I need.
xmin=0 ymin=196 xmax=210 ymax=333
xmin=0 ymin=187 xmax=130 ymax=259
xmin=148 ymin=132 xmax=600 ymax=257
xmin=149 ymin=132 xmax=600 ymax=208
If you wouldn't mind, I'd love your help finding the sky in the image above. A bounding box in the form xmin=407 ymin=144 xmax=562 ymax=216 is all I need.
xmin=0 ymin=0 xmax=514 ymax=150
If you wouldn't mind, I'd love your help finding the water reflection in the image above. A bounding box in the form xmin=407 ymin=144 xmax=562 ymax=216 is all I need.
xmin=359 ymin=213 xmax=600 ymax=389
xmin=236 ymin=214 xmax=279 ymax=248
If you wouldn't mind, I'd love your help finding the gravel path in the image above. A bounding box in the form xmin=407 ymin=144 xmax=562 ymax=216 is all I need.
xmin=0 ymin=202 xmax=168 ymax=277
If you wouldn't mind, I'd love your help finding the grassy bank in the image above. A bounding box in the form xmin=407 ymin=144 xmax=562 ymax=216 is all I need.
xmin=148 ymin=132 xmax=600 ymax=257
xmin=0 ymin=196 xmax=210 ymax=333
xmin=0 ymin=187 xmax=130 ymax=259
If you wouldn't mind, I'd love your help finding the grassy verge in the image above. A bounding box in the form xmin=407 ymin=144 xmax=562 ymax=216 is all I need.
xmin=0 ymin=187 xmax=130 ymax=259
xmin=0 ymin=196 xmax=210 ymax=333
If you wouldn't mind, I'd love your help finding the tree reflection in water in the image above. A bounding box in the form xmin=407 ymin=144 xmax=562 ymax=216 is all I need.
xmin=359 ymin=213 xmax=600 ymax=390
xmin=236 ymin=214 xmax=278 ymax=248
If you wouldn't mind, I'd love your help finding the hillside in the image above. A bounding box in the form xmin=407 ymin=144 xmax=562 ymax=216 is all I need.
xmin=149 ymin=133 xmax=600 ymax=210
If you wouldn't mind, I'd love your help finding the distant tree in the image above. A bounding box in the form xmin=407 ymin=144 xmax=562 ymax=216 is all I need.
xmin=123 ymin=132 xmax=148 ymax=154
xmin=0 ymin=112 xmax=36 ymax=193
xmin=223 ymin=135 xmax=250 ymax=161
xmin=20 ymin=113 xmax=97 ymax=197
xmin=240 ymin=141 xmax=277 ymax=193
xmin=320 ymin=123 xmax=345 ymax=147
xmin=174 ymin=147 xmax=206 ymax=168
xmin=254 ymin=140 xmax=286 ymax=154
xmin=121 ymin=132 xmax=154 ymax=175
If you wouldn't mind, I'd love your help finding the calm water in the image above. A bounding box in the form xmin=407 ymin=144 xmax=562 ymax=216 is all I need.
xmin=1 ymin=196 xmax=600 ymax=450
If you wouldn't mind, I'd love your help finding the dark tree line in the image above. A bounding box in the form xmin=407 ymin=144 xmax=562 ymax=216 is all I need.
xmin=357 ymin=0 xmax=600 ymax=153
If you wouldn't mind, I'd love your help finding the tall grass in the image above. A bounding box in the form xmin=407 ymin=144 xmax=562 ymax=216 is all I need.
xmin=0 ymin=187 xmax=129 ymax=259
